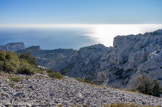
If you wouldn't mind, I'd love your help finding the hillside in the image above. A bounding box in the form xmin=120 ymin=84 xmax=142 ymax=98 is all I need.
xmin=16 ymin=29 xmax=162 ymax=89
xmin=0 ymin=73 xmax=162 ymax=106
xmin=0 ymin=29 xmax=162 ymax=106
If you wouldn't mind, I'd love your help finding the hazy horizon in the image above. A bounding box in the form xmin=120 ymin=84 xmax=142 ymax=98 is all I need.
xmin=0 ymin=24 xmax=162 ymax=49
xmin=1 ymin=0 xmax=162 ymax=49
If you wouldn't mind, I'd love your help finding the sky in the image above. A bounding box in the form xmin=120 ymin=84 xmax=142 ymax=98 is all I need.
xmin=0 ymin=0 xmax=162 ymax=24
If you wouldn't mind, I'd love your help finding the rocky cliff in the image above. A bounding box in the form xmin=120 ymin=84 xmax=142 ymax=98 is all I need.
xmin=16 ymin=29 xmax=162 ymax=89
xmin=16 ymin=47 xmax=77 ymax=69
xmin=0 ymin=42 xmax=25 ymax=51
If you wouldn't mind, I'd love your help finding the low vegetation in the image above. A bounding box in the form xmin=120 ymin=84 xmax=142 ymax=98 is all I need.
xmin=59 ymin=103 xmax=160 ymax=107
xmin=0 ymin=50 xmax=38 ymax=75
xmin=103 ymin=103 xmax=160 ymax=107
xmin=136 ymin=74 xmax=161 ymax=97
xmin=76 ymin=78 xmax=91 ymax=83
xmin=7 ymin=75 xmax=23 ymax=87
xmin=17 ymin=62 xmax=37 ymax=75
xmin=19 ymin=53 xmax=38 ymax=66
xmin=8 ymin=75 xmax=22 ymax=82
xmin=0 ymin=50 xmax=63 ymax=79
xmin=47 ymin=69 xmax=63 ymax=79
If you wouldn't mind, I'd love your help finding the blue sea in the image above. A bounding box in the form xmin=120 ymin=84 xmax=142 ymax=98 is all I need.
xmin=0 ymin=24 xmax=162 ymax=49
xmin=0 ymin=28 xmax=97 ymax=49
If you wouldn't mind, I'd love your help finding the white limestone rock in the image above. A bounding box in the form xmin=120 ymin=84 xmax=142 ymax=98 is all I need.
xmin=14 ymin=29 xmax=162 ymax=89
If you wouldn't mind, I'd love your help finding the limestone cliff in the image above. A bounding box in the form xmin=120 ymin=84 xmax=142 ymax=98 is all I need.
xmin=0 ymin=42 xmax=25 ymax=51
xmin=16 ymin=29 xmax=162 ymax=88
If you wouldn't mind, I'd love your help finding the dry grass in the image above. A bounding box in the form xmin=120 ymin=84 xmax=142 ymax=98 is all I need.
xmin=70 ymin=105 xmax=80 ymax=107
xmin=0 ymin=72 xmax=2 ymax=76
xmin=58 ymin=103 xmax=159 ymax=107
xmin=121 ymin=88 xmax=141 ymax=95
xmin=103 ymin=103 xmax=159 ymax=107
xmin=7 ymin=75 xmax=24 ymax=88
xmin=33 ymin=75 xmax=47 ymax=80
xmin=0 ymin=71 xmax=5 ymax=77
xmin=57 ymin=104 xmax=63 ymax=107
xmin=8 ymin=75 xmax=23 ymax=82
xmin=77 ymin=80 xmax=143 ymax=96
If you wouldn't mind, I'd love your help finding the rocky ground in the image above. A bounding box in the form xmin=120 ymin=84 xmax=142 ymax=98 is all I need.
xmin=0 ymin=73 xmax=162 ymax=107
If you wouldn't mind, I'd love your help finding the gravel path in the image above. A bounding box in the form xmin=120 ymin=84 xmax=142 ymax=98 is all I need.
xmin=0 ymin=74 xmax=162 ymax=107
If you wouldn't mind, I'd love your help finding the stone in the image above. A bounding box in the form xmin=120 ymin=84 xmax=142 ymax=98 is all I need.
xmin=13 ymin=92 xmax=25 ymax=98
xmin=76 ymin=92 xmax=83 ymax=99
xmin=1 ymin=74 xmax=161 ymax=106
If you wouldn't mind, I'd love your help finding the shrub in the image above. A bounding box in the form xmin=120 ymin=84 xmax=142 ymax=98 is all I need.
xmin=0 ymin=51 xmax=46 ymax=76
xmin=136 ymin=74 xmax=160 ymax=97
xmin=0 ymin=61 xmax=4 ymax=71
xmin=0 ymin=51 xmax=20 ymax=73
xmin=3 ymin=62 xmax=17 ymax=73
xmin=76 ymin=78 xmax=90 ymax=83
xmin=151 ymin=79 xmax=160 ymax=97
xmin=19 ymin=53 xmax=38 ymax=66
xmin=0 ymin=50 xmax=6 ymax=61
xmin=0 ymin=50 xmax=39 ymax=74
xmin=17 ymin=62 xmax=37 ymax=75
xmin=47 ymin=69 xmax=63 ymax=79
xmin=160 ymin=87 xmax=162 ymax=94
xmin=6 ymin=51 xmax=18 ymax=60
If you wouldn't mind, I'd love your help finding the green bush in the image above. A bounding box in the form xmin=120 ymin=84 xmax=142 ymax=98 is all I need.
xmin=136 ymin=74 xmax=160 ymax=97
xmin=0 ymin=50 xmax=39 ymax=75
xmin=0 ymin=50 xmax=63 ymax=77
xmin=76 ymin=78 xmax=90 ymax=83
xmin=0 ymin=50 xmax=6 ymax=61
xmin=6 ymin=51 xmax=18 ymax=60
xmin=0 ymin=61 xmax=4 ymax=71
xmin=0 ymin=51 xmax=20 ymax=73
xmin=17 ymin=62 xmax=37 ymax=75
xmin=47 ymin=69 xmax=63 ymax=79
xmin=151 ymin=79 xmax=160 ymax=97
xmin=3 ymin=62 xmax=17 ymax=73
xmin=160 ymin=87 xmax=162 ymax=94
xmin=19 ymin=53 xmax=38 ymax=66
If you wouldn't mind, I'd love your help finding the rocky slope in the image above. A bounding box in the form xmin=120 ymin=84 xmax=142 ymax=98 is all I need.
xmin=16 ymin=46 xmax=76 ymax=70
xmin=16 ymin=29 xmax=162 ymax=89
xmin=0 ymin=73 xmax=162 ymax=106
xmin=0 ymin=42 xmax=25 ymax=51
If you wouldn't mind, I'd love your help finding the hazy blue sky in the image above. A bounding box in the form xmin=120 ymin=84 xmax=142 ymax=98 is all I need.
xmin=0 ymin=0 xmax=162 ymax=24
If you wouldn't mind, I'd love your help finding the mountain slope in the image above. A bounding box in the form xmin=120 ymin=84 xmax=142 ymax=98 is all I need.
xmin=0 ymin=73 xmax=162 ymax=106
xmin=16 ymin=29 xmax=162 ymax=89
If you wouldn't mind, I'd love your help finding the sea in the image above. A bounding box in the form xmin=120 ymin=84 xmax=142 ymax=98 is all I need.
xmin=0 ymin=24 xmax=162 ymax=50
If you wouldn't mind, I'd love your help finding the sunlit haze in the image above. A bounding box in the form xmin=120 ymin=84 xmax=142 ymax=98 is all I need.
xmin=1 ymin=0 xmax=162 ymax=48
xmin=1 ymin=24 xmax=162 ymax=48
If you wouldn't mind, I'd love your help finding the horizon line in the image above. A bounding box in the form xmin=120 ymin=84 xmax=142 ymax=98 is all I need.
xmin=1 ymin=24 xmax=162 ymax=28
